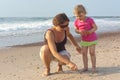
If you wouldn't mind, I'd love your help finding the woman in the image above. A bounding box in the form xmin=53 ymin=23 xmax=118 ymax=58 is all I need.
xmin=40 ymin=13 xmax=81 ymax=76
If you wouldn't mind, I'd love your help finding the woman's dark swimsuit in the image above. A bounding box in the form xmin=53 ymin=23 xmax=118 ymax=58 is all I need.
xmin=44 ymin=29 xmax=67 ymax=52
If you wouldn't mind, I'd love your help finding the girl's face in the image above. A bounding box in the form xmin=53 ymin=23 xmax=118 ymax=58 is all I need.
xmin=74 ymin=11 xmax=86 ymax=20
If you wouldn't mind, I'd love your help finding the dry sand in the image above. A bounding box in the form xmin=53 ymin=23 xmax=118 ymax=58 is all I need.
xmin=0 ymin=31 xmax=120 ymax=80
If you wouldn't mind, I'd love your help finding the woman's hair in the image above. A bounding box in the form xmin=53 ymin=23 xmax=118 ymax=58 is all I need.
xmin=74 ymin=4 xmax=87 ymax=14
xmin=52 ymin=13 xmax=69 ymax=26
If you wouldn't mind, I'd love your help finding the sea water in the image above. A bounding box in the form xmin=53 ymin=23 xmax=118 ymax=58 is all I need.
xmin=0 ymin=16 xmax=120 ymax=48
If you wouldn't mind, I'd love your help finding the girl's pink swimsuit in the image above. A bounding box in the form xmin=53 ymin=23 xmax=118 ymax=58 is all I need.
xmin=74 ymin=17 xmax=97 ymax=42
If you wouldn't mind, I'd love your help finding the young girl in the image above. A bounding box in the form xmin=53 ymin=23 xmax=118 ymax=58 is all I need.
xmin=73 ymin=4 xmax=98 ymax=73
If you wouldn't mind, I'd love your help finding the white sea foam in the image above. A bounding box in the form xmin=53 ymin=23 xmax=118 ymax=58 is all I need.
xmin=0 ymin=17 xmax=120 ymax=48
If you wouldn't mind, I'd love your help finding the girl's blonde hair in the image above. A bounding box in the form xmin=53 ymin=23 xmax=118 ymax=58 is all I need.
xmin=74 ymin=4 xmax=87 ymax=14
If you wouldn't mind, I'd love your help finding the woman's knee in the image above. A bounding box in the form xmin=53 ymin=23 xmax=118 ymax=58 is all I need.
xmin=63 ymin=55 xmax=70 ymax=60
xmin=40 ymin=45 xmax=51 ymax=58
xmin=58 ymin=55 xmax=70 ymax=65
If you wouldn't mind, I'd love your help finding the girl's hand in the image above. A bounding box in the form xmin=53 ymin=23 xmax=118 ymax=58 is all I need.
xmin=81 ymin=30 xmax=88 ymax=36
xmin=87 ymin=30 xmax=93 ymax=34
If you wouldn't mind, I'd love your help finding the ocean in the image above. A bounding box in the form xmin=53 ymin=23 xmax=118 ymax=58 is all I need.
xmin=0 ymin=16 xmax=120 ymax=48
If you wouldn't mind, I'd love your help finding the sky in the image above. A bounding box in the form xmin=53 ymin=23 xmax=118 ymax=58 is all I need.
xmin=0 ymin=0 xmax=120 ymax=17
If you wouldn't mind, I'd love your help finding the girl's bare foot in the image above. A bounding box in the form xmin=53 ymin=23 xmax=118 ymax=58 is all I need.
xmin=92 ymin=68 xmax=97 ymax=74
xmin=82 ymin=68 xmax=88 ymax=72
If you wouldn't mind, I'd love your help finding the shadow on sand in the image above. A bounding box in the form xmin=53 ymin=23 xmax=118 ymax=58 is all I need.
xmin=50 ymin=66 xmax=120 ymax=76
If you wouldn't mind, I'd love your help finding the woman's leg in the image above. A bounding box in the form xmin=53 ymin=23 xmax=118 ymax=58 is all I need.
xmin=40 ymin=45 xmax=52 ymax=76
xmin=57 ymin=55 xmax=70 ymax=72
xmin=89 ymin=45 xmax=96 ymax=73
xmin=82 ymin=46 xmax=88 ymax=71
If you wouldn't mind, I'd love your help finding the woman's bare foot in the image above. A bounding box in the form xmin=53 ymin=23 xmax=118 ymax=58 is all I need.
xmin=42 ymin=69 xmax=50 ymax=77
xmin=57 ymin=65 xmax=63 ymax=73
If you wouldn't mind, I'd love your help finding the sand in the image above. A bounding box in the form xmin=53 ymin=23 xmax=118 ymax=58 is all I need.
xmin=0 ymin=31 xmax=120 ymax=80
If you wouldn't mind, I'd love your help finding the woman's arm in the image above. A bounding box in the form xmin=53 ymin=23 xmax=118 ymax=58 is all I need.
xmin=46 ymin=30 xmax=78 ymax=70
xmin=74 ymin=27 xmax=80 ymax=34
xmin=65 ymin=27 xmax=81 ymax=53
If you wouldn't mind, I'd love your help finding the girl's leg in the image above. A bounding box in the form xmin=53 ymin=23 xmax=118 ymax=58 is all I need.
xmin=40 ymin=45 xmax=52 ymax=76
xmin=82 ymin=46 xmax=88 ymax=71
xmin=89 ymin=45 xmax=96 ymax=73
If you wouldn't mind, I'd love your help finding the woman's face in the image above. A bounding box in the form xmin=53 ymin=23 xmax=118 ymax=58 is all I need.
xmin=59 ymin=21 xmax=69 ymax=29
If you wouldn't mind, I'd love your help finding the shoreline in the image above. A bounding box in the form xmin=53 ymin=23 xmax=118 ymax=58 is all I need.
xmin=1 ymin=31 xmax=120 ymax=50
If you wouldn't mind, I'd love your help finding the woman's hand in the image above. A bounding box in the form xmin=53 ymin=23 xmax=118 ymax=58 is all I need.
xmin=75 ymin=29 xmax=80 ymax=34
xmin=67 ymin=62 xmax=78 ymax=70
xmin=76 ymin=46 xmax=81 ymax=54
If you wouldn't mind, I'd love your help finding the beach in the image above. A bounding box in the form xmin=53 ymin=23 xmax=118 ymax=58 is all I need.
xmin=0 ymin=31 xmax=120 ymax=80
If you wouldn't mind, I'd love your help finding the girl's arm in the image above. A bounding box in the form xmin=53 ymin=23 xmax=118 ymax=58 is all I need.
xmin=74 ymin=26 xmax=88 ymax=36
xmin=88 ymin=23 xmax=97 ymax=34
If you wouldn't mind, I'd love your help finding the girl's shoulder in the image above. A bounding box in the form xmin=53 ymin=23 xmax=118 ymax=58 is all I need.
xmin=74 ymin=19 xmax=79 ymax=26
xmin=74 ymin=18 xmax=79 ymax=22
xmin=86 ymin=17 xmax=93 ymax=21
xmin=86 ymin=17 xmax=95 ymax=24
